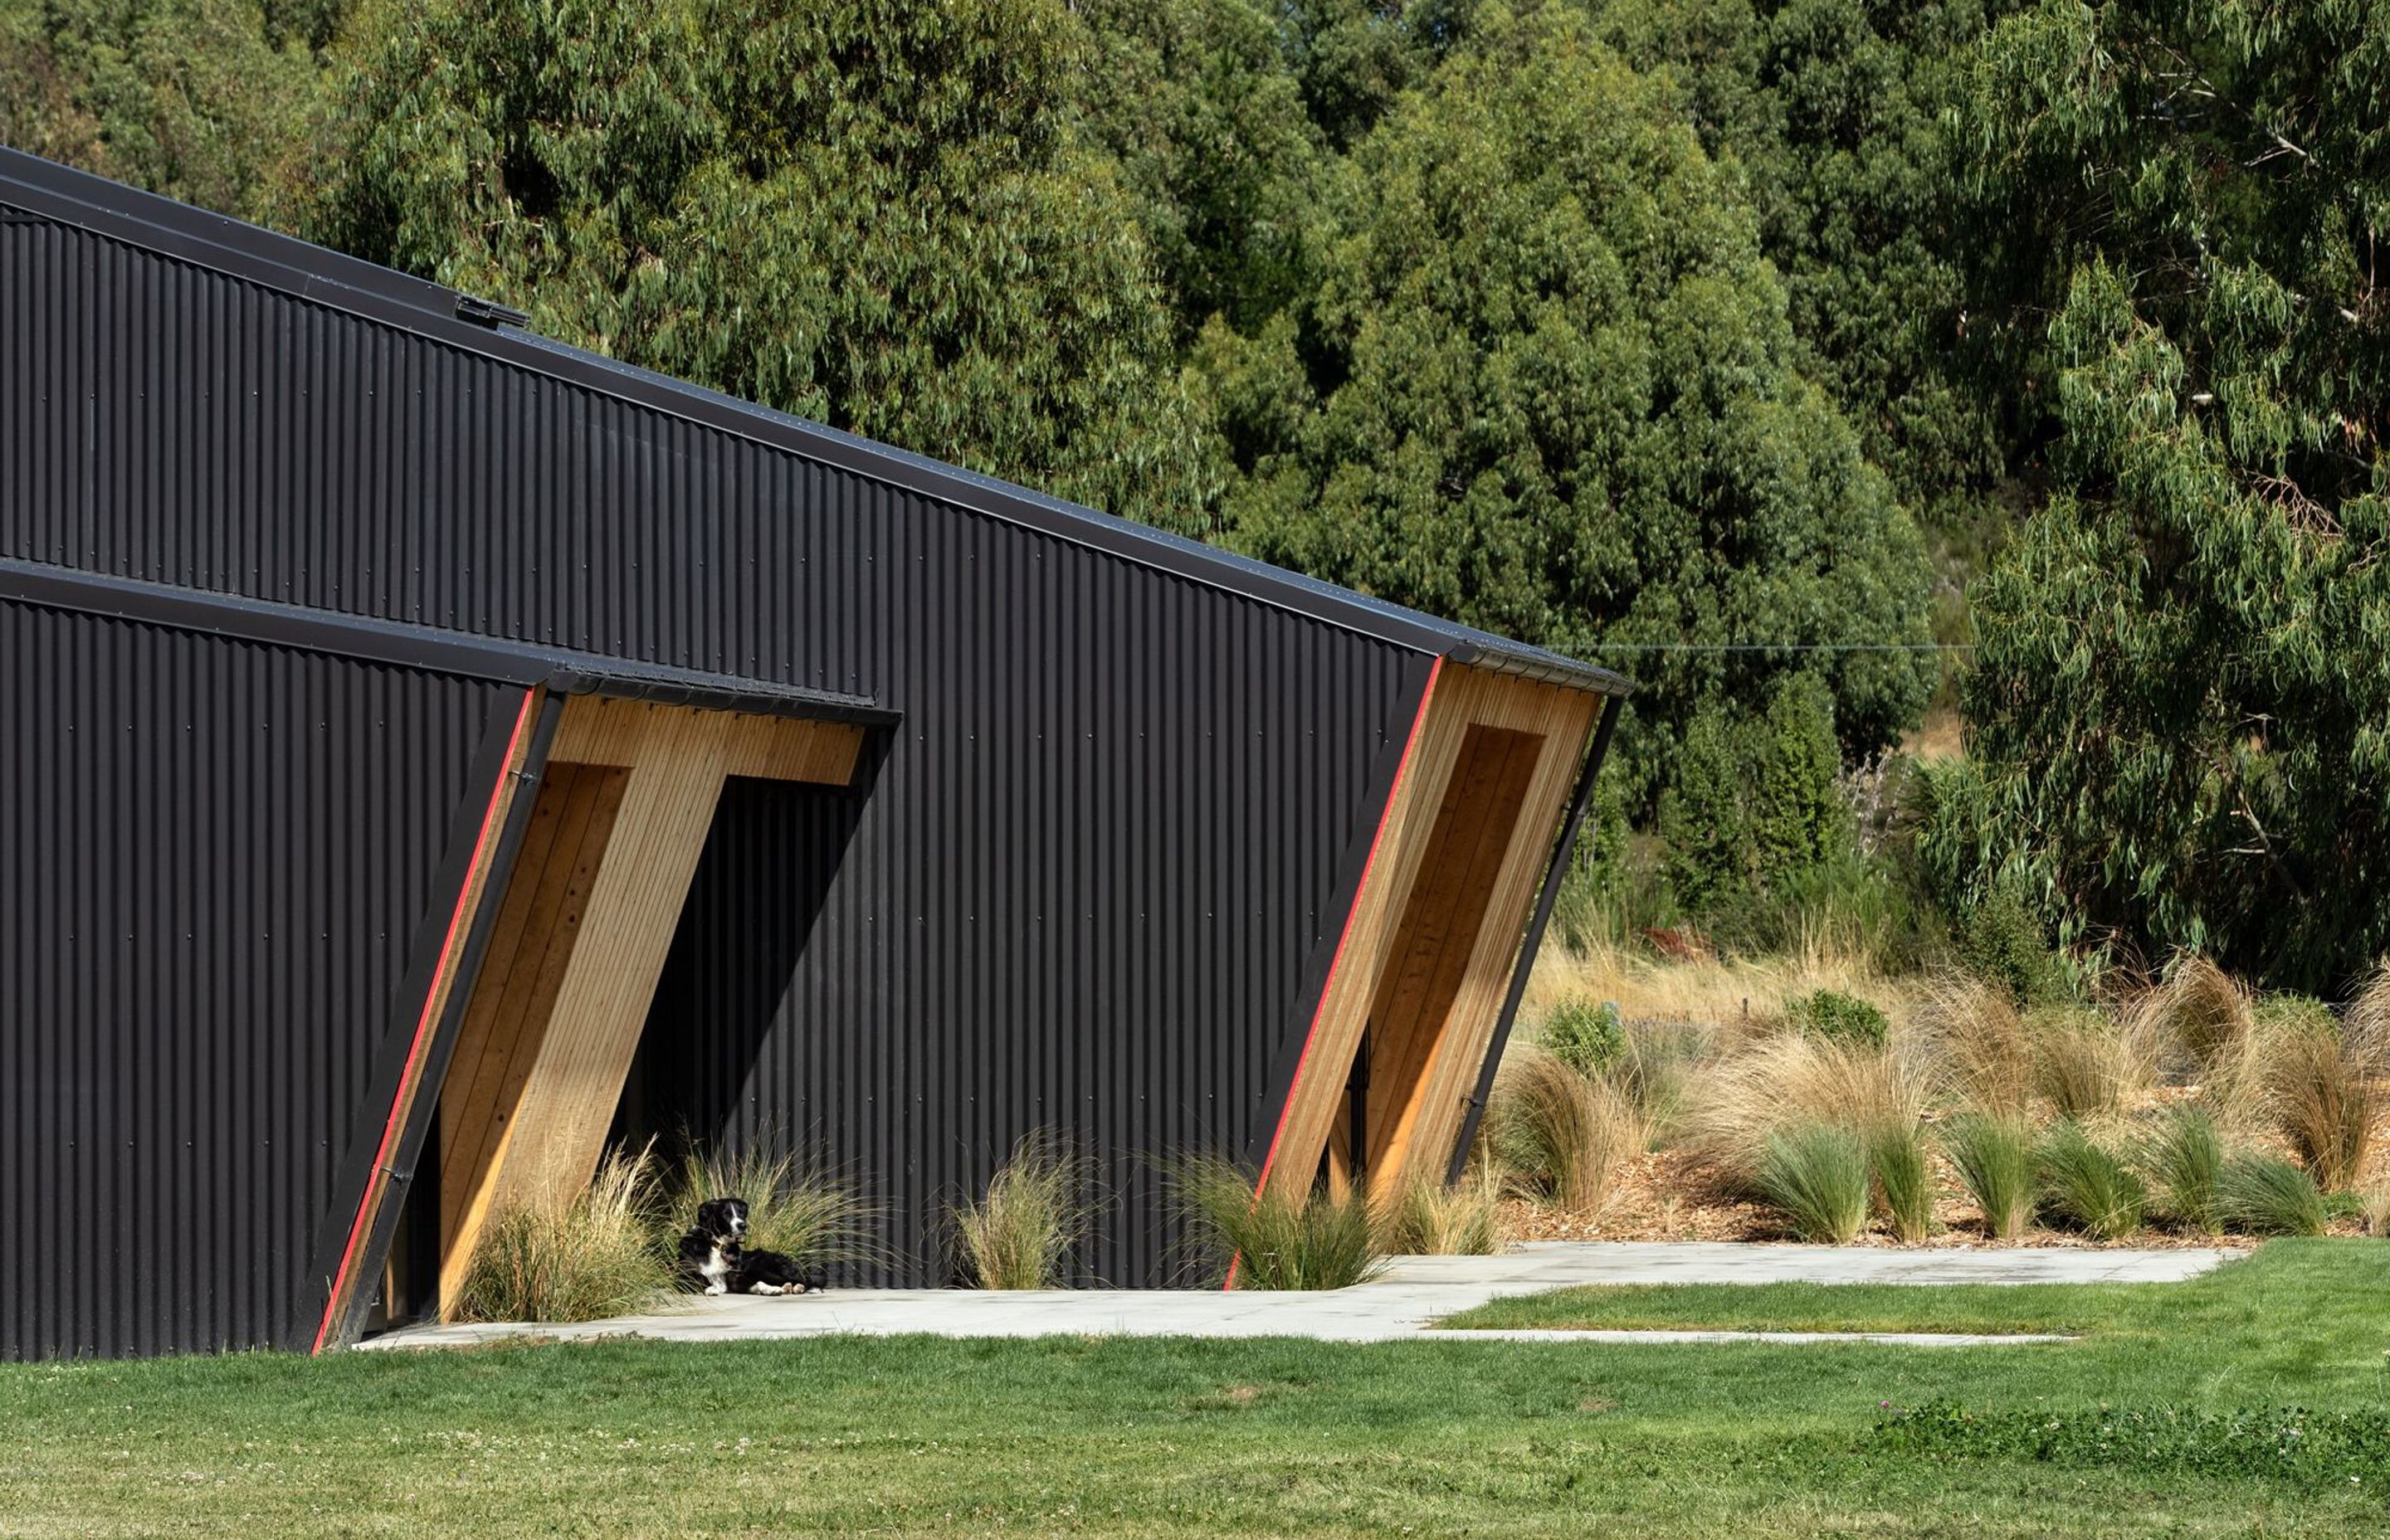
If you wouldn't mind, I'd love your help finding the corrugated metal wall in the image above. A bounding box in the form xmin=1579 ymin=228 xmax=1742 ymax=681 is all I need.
xmin=0 ymin=597 xmax=519 ymax=1357
xmin=1 ymin=203 xmax=1424 ymax=1294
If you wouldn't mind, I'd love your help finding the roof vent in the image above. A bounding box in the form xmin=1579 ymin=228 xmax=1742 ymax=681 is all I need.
xmin=455 ymin=292 xmax=529 ymax=328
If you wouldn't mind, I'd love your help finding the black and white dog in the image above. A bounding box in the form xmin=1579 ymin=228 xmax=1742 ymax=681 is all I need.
xmin=676 ymin=1197 xmax=823 ymax=1296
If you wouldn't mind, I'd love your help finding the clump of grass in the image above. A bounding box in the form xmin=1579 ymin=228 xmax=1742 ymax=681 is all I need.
xmin=1913 ymin=977 xmax=2034 ymax=1116
xmin=951 ymin=1133 xmax=1086 ymax=1289
xmin=1757 ymin=1123 xmax=1871 ymax=1244
xmin=2140 ymin=955 xmax=2254 ymax=1078
xmin=1680 ymin=1031 xmax=1934 ymax=1179
xmin=1868 ymin=1121 xmax=1934 ymax=1243
xmin=2266 ymin=1025 xmax=2380 ymax=1192
xmin=2217 ymin=1153 xmax=2327 ymax=1236
xmin=1941 ymin=1112 xmax=2036 ymax=1240
xmin=666 ymin=1139 xmax=871 ymax=1270
xmin=2140 ymin=1105 xmax=2224 ymax=1234
xmin=2036 ymin=1121 xmax=2146 ymax=1240
xmin=1488 ymin=1045 xmax=1643 ymax=1213
xmin=1383 ymin=1166 xmax=1506 ymax=1256
xmin=455 ymin=1146 xmax=671 ymax=1323
xmin=2363 ymin=1178 xmax=2390 ymax=1237
xmin=2029 ymin=1006 xmax=2153 ymax=1121
xmin=1177 ymin=1154 xmax=1383 ymax=1290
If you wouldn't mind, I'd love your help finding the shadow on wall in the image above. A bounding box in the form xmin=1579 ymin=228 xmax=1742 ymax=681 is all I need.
xmin=613 ymin=733 xmax=891 ymax=1168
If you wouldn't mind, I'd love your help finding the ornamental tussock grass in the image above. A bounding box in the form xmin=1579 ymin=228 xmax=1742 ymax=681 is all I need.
xmin=952 ymin=1133 xmax=1087 ymax=1289
xmin=1941 ymin=1112 xmax=2036 ymax=1240
xmin=2139 ymin=1105 xmax=2224 ymax=1234
xmin=2133 ymin=955 xmax=2254 ymax=1081
xmin=455 ymin=1144 xmax=672 ymax=1323
xmin=2030 ymin=1006 xmax=2155 ymax=1121
xmin=2217 ymin=1153 xmax=2327 ymax=1236
xmin=1911 ymin=976 xmax=2034 ymax=1117
xmin=1680 ymin=1030 xmax=1934 ymax=1182
xmin=1757 ymin=1123 xmax=1871 ymax=1244
xmin=2036 ymin=1121 xmax=2146 ymax=1240
xmin=666 ymin=1138 xmax=873 ymax=1271
xmin=1175 ymin=1153 xmax=1383 ymax=1290
xmin=1868 ymin=1120 xmax=1935 ymax=1243
xmin=1383 ymin=1165 xmax=1506 ymax=1255
xmin=1487 ymin=1044 xmax=1643 ymax=1213
xmin=2266 ymin=1024 xmax=2381 ymax=1193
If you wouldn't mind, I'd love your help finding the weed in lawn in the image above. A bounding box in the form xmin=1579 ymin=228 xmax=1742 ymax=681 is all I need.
xmin=2217 ymin=1153 xmax=2327 ymax=1236
xmin=952 ymin=1132 xmax=1086 ymax=1289
xmin=2037 ymin=1121 xmax=2147 ymax=1240
xmin=1758 ymin=1123 xmax=1870 ymax=1243
xmin=455 ymin=1145 xmax=671 ymax=1323
xmin=1941 ymin=1112 xmax=2036 ymax=1240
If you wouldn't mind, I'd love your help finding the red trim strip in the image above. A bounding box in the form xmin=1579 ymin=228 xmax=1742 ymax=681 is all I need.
xmin=1229 ymin=658 xmax=1443 ymax=1288
xmin=311 ymin=688 xmax=538 ymax=1352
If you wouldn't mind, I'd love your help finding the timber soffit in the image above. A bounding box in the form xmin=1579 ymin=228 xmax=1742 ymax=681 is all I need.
xmin=0 ymin=559 xmax=899 ymax=725
xmin=0 ymin=148 xmax=1631 ymax=701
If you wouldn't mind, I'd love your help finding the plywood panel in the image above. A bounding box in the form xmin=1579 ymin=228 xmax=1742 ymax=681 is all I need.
xmin=1262 ymin=665 xmax=1602 ymax=1201
xmin=436 ymin=699 xmax=871 ymax=1313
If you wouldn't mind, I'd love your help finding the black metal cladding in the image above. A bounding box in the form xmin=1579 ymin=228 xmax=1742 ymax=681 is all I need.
xmin=0 ymin=154 xmax=1587 ymax=1308
xmin=0 ymin=597 xmax=519 ymax=1357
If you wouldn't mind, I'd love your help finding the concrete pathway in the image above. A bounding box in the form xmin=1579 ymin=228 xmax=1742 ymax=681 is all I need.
xmin=365 ymin=1240 xmax=2241 ymax=1352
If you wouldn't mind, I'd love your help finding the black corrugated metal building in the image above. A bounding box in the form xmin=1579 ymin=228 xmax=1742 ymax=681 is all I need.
xmin=0 ymin=149 xmax=1629 ymax=1358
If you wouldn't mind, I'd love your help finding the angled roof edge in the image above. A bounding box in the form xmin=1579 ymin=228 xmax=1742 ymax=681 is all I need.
xmin=0 ymin=148 xmax=1631 ymax=700
xmin=0 ymin=558 xmax=900 ymax=726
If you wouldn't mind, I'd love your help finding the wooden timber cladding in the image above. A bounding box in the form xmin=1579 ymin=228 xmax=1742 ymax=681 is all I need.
xmin=1268 ymin=664 xmax=1602 ymax=1202
xmin=435 ymin=698 xmax=866 ymax=1313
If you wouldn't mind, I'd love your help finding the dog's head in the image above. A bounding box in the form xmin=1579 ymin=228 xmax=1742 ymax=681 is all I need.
xmin=694 ymin=1196 xmax=750 ymax=1244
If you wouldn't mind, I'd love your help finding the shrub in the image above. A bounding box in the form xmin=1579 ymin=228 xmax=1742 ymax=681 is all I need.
xmin=1868 ymin=1121 xmax=1935 ymax=1243
xmin=1541 ymin=999 xmax=1626 ymax=1077
xmin=2036 ymin=1122 xmax=2147 ymax=1240
xmin=454 ymin=1146 xmax=671 ymax=1323
xmin=2266 ymin=1025 xmax=2380 ymax=1192
xmin=1383 ymin=1166 xmax=1505 ymax=1256
xmin=666 ymin=1140 xmax=871 ymax=1272
xmin=1942 ymin=1113 xmax=2036 ymax=1240
xmin=1786 ymin=989 xmax=1889 ymax=1048
xmin=2217 ymin=1153 xmax=2327 ymax=1236
xmin=1757 ymin=1123 xmax=1871 ymax=1244
xmin=2139 ymin=1106 xmax=2224 ymax=1234
xmin=1488 ymin=1045 xmax=1643 ymax=1213
xmin=952 ymin=1133 xmax=1085 ymax=1289
xmin=1954 ymin=883 xmax=2071 ymax=1006
xmin=1176 ymin=1154 xmax=1382 ymax=1290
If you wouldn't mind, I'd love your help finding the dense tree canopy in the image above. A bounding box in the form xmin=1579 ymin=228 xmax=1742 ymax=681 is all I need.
xmin=1926 ymin=0 xmax=2390 ymax=987
xmin=1207 ymin=3 xmax=1935 ymax=797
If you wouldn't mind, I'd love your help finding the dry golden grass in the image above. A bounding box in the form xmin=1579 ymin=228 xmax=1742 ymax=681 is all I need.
xmin=2267 ymin=1027 xmax=2381 ymax=1193
xmin=1678 ymin=1030 xmax=1938 ymax=1180
xmin=1525 ymin=935 xmax=1908 ymax=1031
xmin=2028 ymin=1005 xmax=2160 ymax=1123
xmin=1910 ymin=975 xmax=2034 ymax=1115
xmin=1383 ymin=1166 xmax=1509 ymax=1255
xmin=1487 ymin=1045 xmax=1645 ymax=1215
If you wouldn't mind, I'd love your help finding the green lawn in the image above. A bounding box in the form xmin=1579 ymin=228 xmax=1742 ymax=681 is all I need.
xmin=3 ymin=1241 xmax=2388 ymax=1537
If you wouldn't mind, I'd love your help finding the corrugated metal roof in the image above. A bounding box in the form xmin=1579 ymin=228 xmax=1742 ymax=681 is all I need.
xmin=0 ymin=147 xmax=1630 ymax=699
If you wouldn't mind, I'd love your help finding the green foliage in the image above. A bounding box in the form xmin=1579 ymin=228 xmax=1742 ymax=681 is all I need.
xmin=1949 ymin=877 xmax=2071 ymax=1006
xmin=1875 ymin=1401 xmax=2390 ymax=1484
xmin=1943 ymin=0 xmax=2390 ymax=989
xmin=1756 ymin=1122 xmax=1870 ymax=1243
xmin=306 ymin=0 xmax=1220 ymax=537
xmin=1207 ymin=2 xmax=1935 ymax=803
xmin=951 ymin=1133 xmax=1087 ymax=1290
xmin=1867 ymin=1120 xmax=1934 ymax=1244
xmin=1786 ymin=989 xmax=1888 ymax=1049
xmin=1175 ymin=1153 xmax=1383 ymax=1289
xmin=2036 ymin=1122 xmax=2146 ymax=1240
xmin=455 ymin=1147 xmax=671 ymax=1323
xmin=2140 ymin=1107 xmax=2225 ymax=1235
xmin=2217 ymin=1153 xmax=2327 ymax=1238
xmin=0 ymin=0 xmax=334 ymax=219
xmin=1941 ymin=1112 xmax=2035 ymax=1240
xmin=1661 ymin=675 xmax=1858 ymax=917
xmin=1541 ymin=999 xmax=1625 ymax=1076
xmin=665 ymin=1140 xmax=871 ymax=1270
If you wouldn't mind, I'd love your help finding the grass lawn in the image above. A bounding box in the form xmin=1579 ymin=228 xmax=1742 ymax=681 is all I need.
xmin=4 ymin=1242 xmax=2388 ymax=1537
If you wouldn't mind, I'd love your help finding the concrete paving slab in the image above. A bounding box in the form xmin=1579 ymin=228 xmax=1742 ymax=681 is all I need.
xmin=365 ymin=1240 xmax=2241 ymax=1352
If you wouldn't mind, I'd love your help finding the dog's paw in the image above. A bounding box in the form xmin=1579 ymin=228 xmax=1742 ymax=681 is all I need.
xmin=747 ymin=1281 xmax=790 ymax=1296
xmin=705 ymin=1282 xmax=728 ymax=1296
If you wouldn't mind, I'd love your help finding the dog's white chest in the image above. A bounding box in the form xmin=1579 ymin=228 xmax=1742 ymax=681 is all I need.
xmin=700 ymin=1245 xmax=732 ymax=1294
